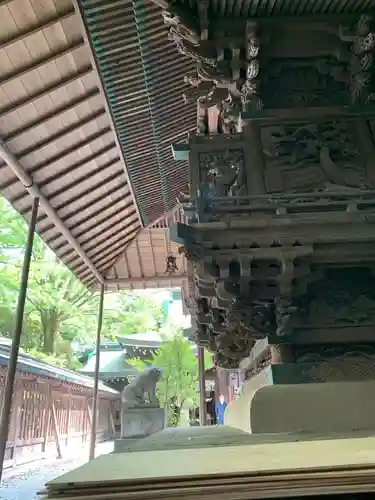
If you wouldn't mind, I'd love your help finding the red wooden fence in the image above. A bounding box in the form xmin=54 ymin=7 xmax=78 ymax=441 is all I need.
xmin=0 ymin=366 xmax=118 ymax=465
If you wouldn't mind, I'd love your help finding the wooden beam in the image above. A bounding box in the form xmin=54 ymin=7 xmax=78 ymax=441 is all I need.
xmin=243 ymin=105 xmax=375 ymax=124
xmin=4 ymin=88 xmax=100 ymax=142
xmin=0 ymin=39 xmax=84 ymax=86
xmin=105 ymin=275 xmax=188 ymax=286
xmin=269 ymin=325 xmax=375 ymax=346
xmin=0 ymin=65 xmax=92 ymax=120
xmin=149 ymin=0 xmax=169 ymax=8
xmin=0 ymin=7 xmax=75 ymax=50
xmin=50 ymin=391 xmax=62 ymax=459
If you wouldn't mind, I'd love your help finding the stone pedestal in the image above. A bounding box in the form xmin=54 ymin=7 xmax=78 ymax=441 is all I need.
xmin=225 ymin=376 xmax=375 ymax=435
xmin=114 ymin=406 xmax=165 ymax=453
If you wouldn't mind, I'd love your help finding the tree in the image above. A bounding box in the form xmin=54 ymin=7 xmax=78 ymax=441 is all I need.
xmin=103 ymin=293 xmax=164 ymax=338
xmin=128 ymin=332 xmax=199 ymax=427
xmin=0 ymin=195 xmax=165 ymax=369
xmin=26 ymin=262 xmax=97 ymax=354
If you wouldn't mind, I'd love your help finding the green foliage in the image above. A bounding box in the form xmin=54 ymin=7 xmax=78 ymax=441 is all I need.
xmin=128 ymin=331 xmax=198 ymax=427
xmin=0 ymin=196 xmax=165 ymax=370
xmin=102 ymin=293 xmax=164 ymax=338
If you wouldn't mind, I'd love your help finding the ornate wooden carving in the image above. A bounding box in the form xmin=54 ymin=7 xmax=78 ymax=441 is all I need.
xmin=163 ymin=9 xmax=263 ymax=132
xmin=338 ymin=14 xmax=375 ymax=104
xmin=298 ymin=267 xmax=375 ymax=327
xmin=198 ymin=149 xmax=246 ymax=197
xmin=295 ymin=343 xmax=375 ymax=363
xmin=244 ymin=349 xmax=272 ymax=380
xmin=262 ymin=120 xmax=373 ymax=193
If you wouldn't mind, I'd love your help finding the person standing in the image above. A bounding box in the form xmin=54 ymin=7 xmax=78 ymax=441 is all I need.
xmin=215 ymin=394 xmax=227 ymax=425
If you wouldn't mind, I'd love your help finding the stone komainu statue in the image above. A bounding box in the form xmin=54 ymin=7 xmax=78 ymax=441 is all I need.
xmin=121 ymin=367 xmax=162 ymax=407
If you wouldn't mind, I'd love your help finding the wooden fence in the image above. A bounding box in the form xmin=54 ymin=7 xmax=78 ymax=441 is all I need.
xmin=0 ymin=366 xmax=118 ymax=465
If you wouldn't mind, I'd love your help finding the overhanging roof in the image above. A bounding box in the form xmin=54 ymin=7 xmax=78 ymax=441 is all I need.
xmin=0 ymin=344 xmax=118 ymax=395
xmin=0 ymin=0 xmax=142 ymax=287
xmin=2 ymin=0 xmax=371 ymax=291
xmin=76 ymin=0 xmax=196 ymax=226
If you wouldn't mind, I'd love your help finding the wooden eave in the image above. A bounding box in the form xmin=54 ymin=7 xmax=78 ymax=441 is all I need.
xmin=76 ymin=0 xmax=196 ymax=226
xmin=105 ymin=205 xmax=189 ymax=298
xmin=154 ymin=0 xmax=375 ymax=16
xmin=0 ymin=0 xmax=143 ymax=287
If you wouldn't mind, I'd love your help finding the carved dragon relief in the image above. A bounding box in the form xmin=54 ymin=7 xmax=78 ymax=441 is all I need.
xmin=162 ymin=8 xmax=262 ymax=133
xmin=262 ymin=121 xmax=374 ymax=193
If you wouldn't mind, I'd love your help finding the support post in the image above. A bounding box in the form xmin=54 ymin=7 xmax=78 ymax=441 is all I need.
xmin=9 ymin=385 xmax=22 ymax=460
xmin=49 ymin=388 xmax=62 ymax=459
xmin=89 ymin=283 xmax=104 ymax=461
xmin=109 ymin=404 xmax=116 ymax=437
xmin=42 ymin=387 xmax=50 ymax=453
xmin=65 ymin=390 xmax=72 ymax=446
xmin=0 ymin=197 xmax=39 ymax=481
xmin=197 ymin=347 xmax=207 ymax=426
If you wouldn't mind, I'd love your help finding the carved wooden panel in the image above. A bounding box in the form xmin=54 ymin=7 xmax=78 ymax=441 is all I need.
xmin=261 ymin=120 xmax=372 ymax=193
xmin=198 ymin=149 xmax=246 ymax=196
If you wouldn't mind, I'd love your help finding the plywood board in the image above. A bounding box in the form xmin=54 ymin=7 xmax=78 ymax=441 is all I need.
xmin=48 ymin=435 xmax=375 ymax=487
xmin=41 ymin=468 xmax=375 ymax=500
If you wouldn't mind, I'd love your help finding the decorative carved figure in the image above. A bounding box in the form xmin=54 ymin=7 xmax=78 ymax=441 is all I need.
xmin=226 ymin=298 xmax=275 ymax=340
xmin=173 ymin=36 xmax=216 ymax=66
xmin=245 ymin=349 xmax=272 ymax=380
xmin=165 ymin=253 xmax=178 ymax=275
xmin=162 ymin=7 xmax=200 ymax=46
xmin=199 ymin=149 xmax=246 ymax=197
xmin=275 ymin=297 xmax=298 ymax=336
xmin=121 ymin=367 xmax=162 ymax=407
xmin=246 ymin=21 xmax=260 ymax=59
xmin=338 ymin=14 xmax=375 ymax=103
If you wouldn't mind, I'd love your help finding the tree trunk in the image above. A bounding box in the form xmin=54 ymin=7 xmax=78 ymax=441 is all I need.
xmin=41 ymin=311 xmax=59 ymax=354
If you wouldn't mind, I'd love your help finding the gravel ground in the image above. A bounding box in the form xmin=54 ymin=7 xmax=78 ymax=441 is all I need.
xmin=0 ymin=441 xmax=114 ymax=500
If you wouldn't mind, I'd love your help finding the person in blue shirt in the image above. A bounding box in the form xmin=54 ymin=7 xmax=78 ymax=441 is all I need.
xmin=215 ymin=394 xmax=227 ymax=425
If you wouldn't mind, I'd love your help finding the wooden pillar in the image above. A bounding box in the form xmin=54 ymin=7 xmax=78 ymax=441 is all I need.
xmin=0 ymin=197 xmax=39 ymax=481
xmin=49 ymin=388 xmax=62 ymax=459
xmin=109 ymin=403 xmax=116 ymax=437
xmin=89 ymin=282 xmax=104 ymax=460
xmin=65 ymin=391 xmax=72 ymax=446
xmin=9 ymin=385 xmax=22 ymax=460
xmin=197 ymin=347 xmax=207 ymax=426
xmin=42 ymin=386 xmax=50 ymax=453
xmin=243 ymin=124 xmax=266 ymax=195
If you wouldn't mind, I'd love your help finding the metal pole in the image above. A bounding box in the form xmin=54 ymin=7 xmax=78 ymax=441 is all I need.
xmin=89 ymin=283 xmax=104 ymax=461
xmin=197 ymin=347 xmax=207 ymax=426
xmin=0 ymin=197 xmax=39 ymax=481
